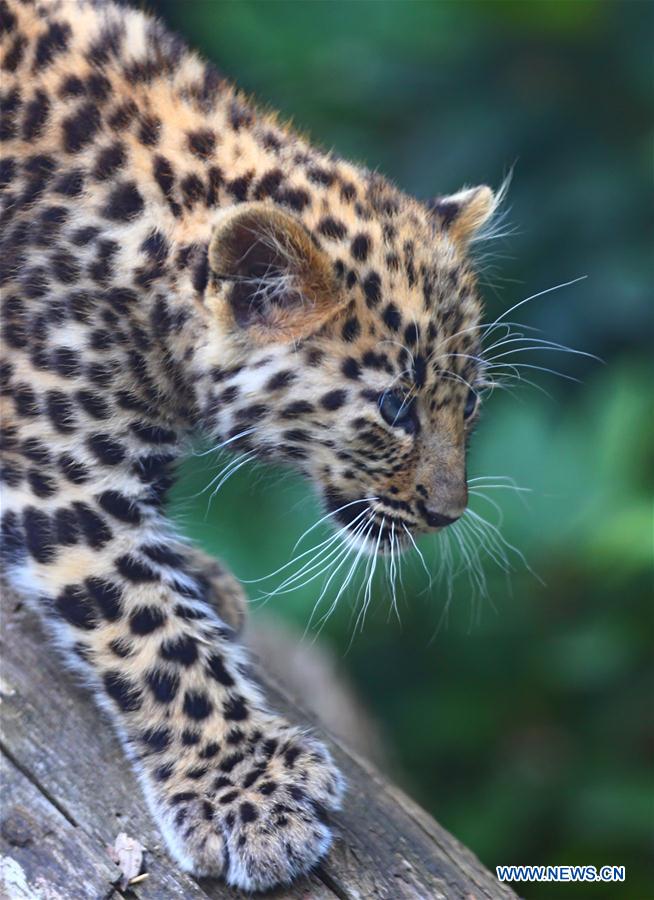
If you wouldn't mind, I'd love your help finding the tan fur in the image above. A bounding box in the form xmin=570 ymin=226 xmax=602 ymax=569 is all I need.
xmin=0 ymin=0 xmax=498 ymax=890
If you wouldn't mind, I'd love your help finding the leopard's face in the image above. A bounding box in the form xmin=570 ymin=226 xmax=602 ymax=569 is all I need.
xmin=196 ymin=187 xmax=495 ymax=552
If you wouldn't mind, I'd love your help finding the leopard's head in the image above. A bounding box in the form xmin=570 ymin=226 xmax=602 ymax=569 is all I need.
xmin=196 ymin=180 xmax=498 ymax=552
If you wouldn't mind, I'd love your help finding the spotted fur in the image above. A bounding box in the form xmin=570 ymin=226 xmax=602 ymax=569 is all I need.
xmin=0 ymin=0 xmax=500 ymax=890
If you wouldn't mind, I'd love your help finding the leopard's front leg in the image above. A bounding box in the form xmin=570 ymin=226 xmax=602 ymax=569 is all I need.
xmin=2 ymin=445 xmax=343 ymax=892
xmin=183 ymin=544 xmax=248 ymax=636
xmin=107 ymin=558 xmax=344 ymax=890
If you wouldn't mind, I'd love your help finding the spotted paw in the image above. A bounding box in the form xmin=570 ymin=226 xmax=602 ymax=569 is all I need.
xmin=155 ymin=720 xmax=344 ymax=891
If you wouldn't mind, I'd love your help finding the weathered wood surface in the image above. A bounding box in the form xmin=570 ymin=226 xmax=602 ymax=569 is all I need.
xmin=0 ymin=587 xmax=516 ymax=900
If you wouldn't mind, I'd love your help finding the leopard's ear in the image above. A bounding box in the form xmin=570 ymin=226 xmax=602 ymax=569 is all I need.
xmin=206 ymin=202 xmax=342 ymax=343
xmin=428 ymin=185 xmax=496 ymax=244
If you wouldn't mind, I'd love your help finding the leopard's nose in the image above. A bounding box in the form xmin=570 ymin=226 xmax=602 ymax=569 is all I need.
xmin=420 ymin=506 xmax=461 ymax=529
xmin=418 ymin=500 xmax=465 ymax=528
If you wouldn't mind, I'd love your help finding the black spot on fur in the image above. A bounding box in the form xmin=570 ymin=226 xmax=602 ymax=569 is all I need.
xmin=74 ymin=502 xmax=112 ymax=549
xmin=3 ymin=33 xmax=26 ymax=73
xmin=0 ymin=156 xmax=15 ymax=190
xmin=0 ymin=88 xmax=20 ymax=142
xmin=141 ymin=726 xmax=171 ymax=752
xmin=200 ymin=742 xmax=221 ymax=760
xmin=253 ymin=168 xmax=283 ymax=200
xmin=223 ymin=694 xmax=248 ymax=721
xmin=27 ymin=469 xmax=57 ymax=499
xmin=276 ymin=187 xmax=310 ymax=212
xmin=21 ymin=439 xmax=50 ymax=466
xmin=62 ymin=103 xmax=101 ymax=153
xmin=141 ymin=543 xmax=183 ymax=567
xmin=54 ymin=504 xmax=80 ymax=546
xmin=22 ymin=91 xmax=50 ymax=141
xmin=129 ymin=605 xmax=166 ymax=635
xmin=107 ymin=99 xmax=137 ymax=131
xmin=97 ymin=490 xmax=141 ymax=524
xmin=342 ymin=316 xmax=360 ymax=342
xmin=86 ymin=577 xmax=123 ymax=621
xmin=53 ymin=169 xmax=84 ymax=197
xmin=117 ymin=555 xmax=159 ymax=584
xmin=141 ymin=230 xmax=169 ymax=264
xmin=138 ymin=114 xmax=161 ymax=146
xmin=265 ymin=370 xmax=296 ymax=391
xmin=414 ymin=354 xmax=427 ymax=389
xmin=1 ymin=511 xmax=25 ymax=565
xmin=191 ymin=248 xmax=209 ymax=293
xmin=351 ymin=233 xmax=370 ymax=261
xmin=23 ymin=507 xmax=55 ymax=563
xmin=51 ymin=250 xmax=80 ymax=284
xmin=103 ymin=180 xmax=144 ymax=222
xmin=87 ymin=433 xmax=126 ymax=466
xmin=183 ymin=690 xmax=213 ymax=721
xmin=187 ymin=128 xmax=216 ymax=159
xmin=155 ymin=763 xmax=175 ymax=781
xmin=93 ymin=142 xmax=126 ymax=180
xmin=87 ymin=73 xmax=111 ymax=102
xmin=59 ymin=453 xmax=89 ymax=484
xmin=307 ymin=166 xmax=334 ymax=187
xmin=279 ymin=400 xmax=312 ymax=419
xmin=146 ymin=668 xmax=180 ymax=703
xmin=34 ymin=21 xmax=71 ymax=71
xmin=152 ymin=154 xmax=180 ymax=216
xmin=404 ymin=322 xmax=419 ymax=346
xmin=220 ymin=752 xmax=244 ymax=773
xmin=181 ymin=173 xmax=204 ymax=208
xmin=206 ymin=653 xmax=235 ymax=687
xmin=319 ymin=217 xmax=347 ymax=240
xmin=0 ymin=1 xmax=17 ymax=37
xmin=363 ymin=272 xmax=381 ymax=307
xmin=206 ymin=164 xmax=223 ymax=205
xmin=160 ymin=634 xmax=198 ymax=666
xmin=321 ymin=389 xmax=347 ymax=411
xmin=55 ymin=585 xmax=97 ymax=630
xmin=76 ymin=390 xmax=110 ymax=419
xmin=229 ymin=98 xmax=253 ymax=130
xmin=382 ymin=302 xmax=401 ymax=331
xmin=284 ymin=746 xmax=301 ymax=767
xmin=71 ymin=225 xmax=99 ymax=246
xmin=342 ymin=357 xmax=361 ymax=380
xmin=59 ymin=75 xmax=85 ymax=98
xmin=52 ymin=347 xmax=80 ymax=378
xmin=53 ymin=507 xmax=79 ymax=547
xmin=227 ymin=174 xmax=251 ymax=202
xmin=130 ymin=422 xmax=176 ymax=444
xmin=103 ymin=670 xmax=142 ymax=712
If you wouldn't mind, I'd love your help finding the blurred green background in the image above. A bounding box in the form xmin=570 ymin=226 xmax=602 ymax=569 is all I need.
xmin=151 ymin=1 xmax=652 ymax=896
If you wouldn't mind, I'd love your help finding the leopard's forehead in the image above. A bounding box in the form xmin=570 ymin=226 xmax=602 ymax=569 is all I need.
xmin=200 ymin=150 xmax=486 ymax=398
xmin=298 ymin=182 xmax=484 ymax=395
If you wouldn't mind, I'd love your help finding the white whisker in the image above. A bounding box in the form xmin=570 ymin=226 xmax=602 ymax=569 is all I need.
xmin=489 ymin=275 xmax=587 ymax=328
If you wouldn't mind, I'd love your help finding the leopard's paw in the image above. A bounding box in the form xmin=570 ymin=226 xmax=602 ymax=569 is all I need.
xmin=157 ymin=724 xmax=344 ymax=891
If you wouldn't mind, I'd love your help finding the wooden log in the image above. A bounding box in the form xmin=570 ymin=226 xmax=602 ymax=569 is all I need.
xmin=0 ymin=586 xmax=516 ymax=900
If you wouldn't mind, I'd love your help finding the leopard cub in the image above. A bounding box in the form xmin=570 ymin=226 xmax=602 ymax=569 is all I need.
xmin=0 ymin=0 xmax=499 ymax=889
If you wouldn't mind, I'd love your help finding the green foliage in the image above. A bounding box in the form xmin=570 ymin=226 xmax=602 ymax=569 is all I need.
xmin=157 ymin=1 xmax=652 ymax=895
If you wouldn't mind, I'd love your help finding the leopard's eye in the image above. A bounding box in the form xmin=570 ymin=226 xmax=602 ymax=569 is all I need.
xmin=463 ymin=388 xmax=479 ymax=420
xmin=379 ymin=390 xmax=415 ymax=431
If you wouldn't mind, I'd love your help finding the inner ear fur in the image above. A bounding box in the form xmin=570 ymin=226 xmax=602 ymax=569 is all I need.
xmin=428 ymin=185 xmax=496 ymax=244
xmin=207 ymin=202 xmax=343 ymax=343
